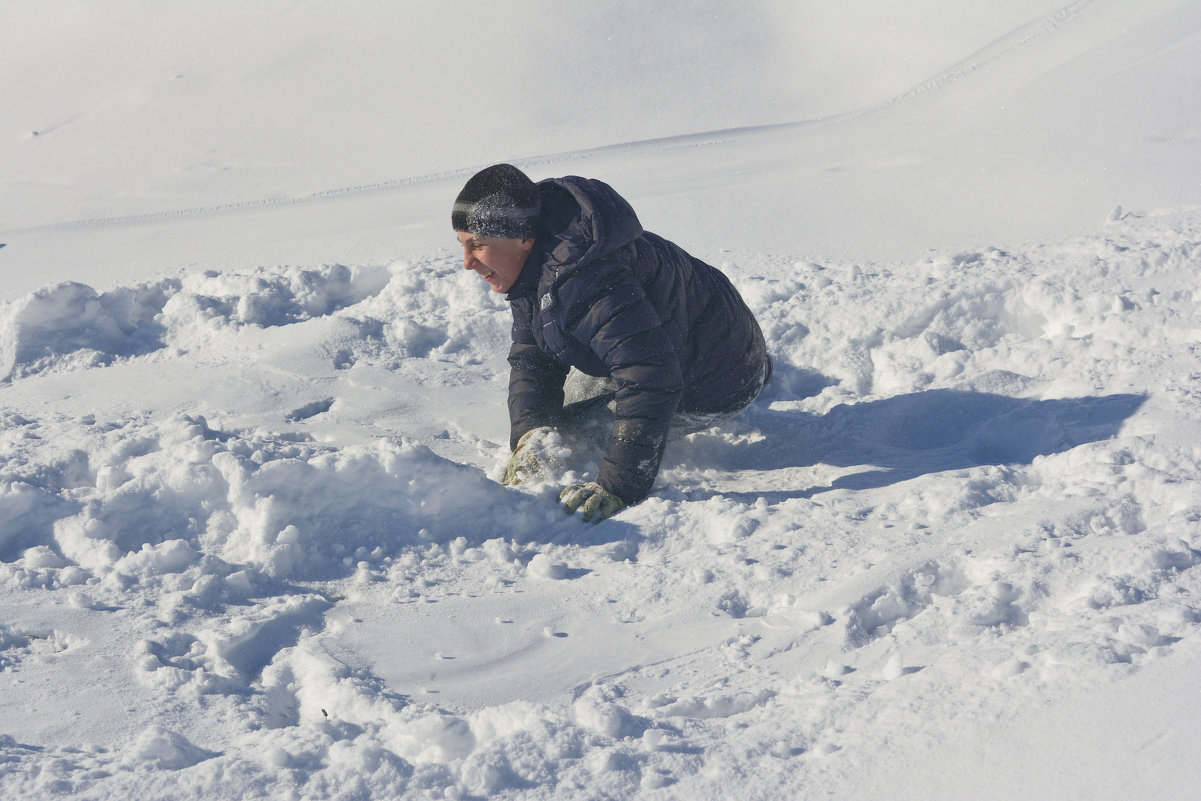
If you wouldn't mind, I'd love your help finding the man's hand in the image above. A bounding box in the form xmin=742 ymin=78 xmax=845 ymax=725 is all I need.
xmin=559 ymin=482 xmax=626 ymax=523
xmin=502 ymin=427 xmax=555 ymax=486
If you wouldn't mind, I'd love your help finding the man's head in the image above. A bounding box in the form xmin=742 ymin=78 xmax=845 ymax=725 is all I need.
xmin=451 ymin=163 xmax=540 ymax=239
xmin=452 ymin=164 xmax=540 ymax=293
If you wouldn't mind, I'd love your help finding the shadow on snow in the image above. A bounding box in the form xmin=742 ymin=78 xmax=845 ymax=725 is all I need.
xmin=674 ymin=388 xmax=1146 ymax=502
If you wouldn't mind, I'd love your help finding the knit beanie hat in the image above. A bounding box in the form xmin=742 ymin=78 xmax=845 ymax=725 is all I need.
xmin=451 ymin=164 xmax=541 ymax=239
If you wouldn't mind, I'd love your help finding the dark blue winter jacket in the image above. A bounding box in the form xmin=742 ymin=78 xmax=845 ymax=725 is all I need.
xmin=506 ymin=176 xmax=766 ymax=503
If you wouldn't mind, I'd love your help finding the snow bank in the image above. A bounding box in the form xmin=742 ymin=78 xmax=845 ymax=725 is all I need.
xmin=0 ymin=263 xmax=405 ymax=382
xmin=2 ymin=410 xmax=558 ymax=579
xmin=0 ymin=281 xmax=174 ymax=382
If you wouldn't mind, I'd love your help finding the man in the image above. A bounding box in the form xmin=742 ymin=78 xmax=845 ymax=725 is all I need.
xmin=453 ymin=164 xmax=769 ymax=523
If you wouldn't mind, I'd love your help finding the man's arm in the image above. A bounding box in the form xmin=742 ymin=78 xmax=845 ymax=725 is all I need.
xmin=569 ymin=275 xmax=683 ymax=504
xmin=507 ymin=300 xmax=569 ymax=450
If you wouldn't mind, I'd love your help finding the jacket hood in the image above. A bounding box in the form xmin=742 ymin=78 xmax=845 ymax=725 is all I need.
xmin=538 ymin=176 xmax=644 ymax=273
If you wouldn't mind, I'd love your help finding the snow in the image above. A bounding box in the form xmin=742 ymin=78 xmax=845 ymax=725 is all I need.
xmin=2 ymin=1 xmax=1201 ymax=798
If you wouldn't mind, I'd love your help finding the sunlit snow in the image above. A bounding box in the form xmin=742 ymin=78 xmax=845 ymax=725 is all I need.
xmin=2 ymin=1 xmax=1200 ymax=799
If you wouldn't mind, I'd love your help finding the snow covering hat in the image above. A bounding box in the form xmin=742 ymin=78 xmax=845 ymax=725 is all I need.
xmin=451 ymin=163 xmax=541 ymax=239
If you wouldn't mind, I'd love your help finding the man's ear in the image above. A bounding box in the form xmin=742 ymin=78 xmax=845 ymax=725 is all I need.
xmin=520 ymin=237 xmax=536 ymax=253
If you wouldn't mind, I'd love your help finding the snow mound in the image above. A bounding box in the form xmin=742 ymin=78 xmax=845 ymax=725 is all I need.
xmin=123 ymin=725 xmax=218 ymax=770
xmin=2 ymin=411 xmax=557 ymax=577
xmin=0 ymin=263 xmax=399 ymax=381
xmin=0 ymin=281 xmax=175 ymax=381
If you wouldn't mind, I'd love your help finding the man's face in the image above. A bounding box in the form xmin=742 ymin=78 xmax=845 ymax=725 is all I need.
xmin=457 ymin=232 xmax=534 ymax=293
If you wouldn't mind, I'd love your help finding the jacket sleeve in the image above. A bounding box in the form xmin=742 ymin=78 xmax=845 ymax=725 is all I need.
xmin=566 ymin=269 xmax=683 ymax=503
xmin=507 ymin=298 xmax=569 ymax=450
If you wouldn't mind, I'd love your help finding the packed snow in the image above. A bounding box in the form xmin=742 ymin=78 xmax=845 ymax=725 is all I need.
xmin=2 ymin=1 xmax=1201 ymax=799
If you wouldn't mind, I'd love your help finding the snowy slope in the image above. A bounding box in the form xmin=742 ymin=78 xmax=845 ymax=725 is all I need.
xmin=2 ymin=2 xmax=1201 ymax=799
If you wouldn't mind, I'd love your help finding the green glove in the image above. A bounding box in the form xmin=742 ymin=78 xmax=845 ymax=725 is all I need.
xmin=503 ymin=427 xmax=553 ymax=486
xmin=560 ymin=482 xmax=626 ymax=523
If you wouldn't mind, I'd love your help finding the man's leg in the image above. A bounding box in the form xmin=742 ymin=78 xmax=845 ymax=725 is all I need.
xmin=559 ymin=355 xmax=773 ymax=444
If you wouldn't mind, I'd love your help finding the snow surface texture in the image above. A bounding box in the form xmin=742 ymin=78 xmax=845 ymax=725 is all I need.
xmin=3 ymin=1 xmax=1201 ymax=800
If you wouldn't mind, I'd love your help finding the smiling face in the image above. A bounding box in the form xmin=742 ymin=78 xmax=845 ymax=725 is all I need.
xmin=457 ymin=231 xmax=535 ymax=293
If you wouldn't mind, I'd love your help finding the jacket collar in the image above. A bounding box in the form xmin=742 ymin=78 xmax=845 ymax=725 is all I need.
xmin=504 ymin=235 xmax=547 ymax=301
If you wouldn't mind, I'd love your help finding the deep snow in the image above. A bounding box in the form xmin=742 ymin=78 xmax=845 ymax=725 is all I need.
xmin=2 ymin=1 xmax=1201 ymax=799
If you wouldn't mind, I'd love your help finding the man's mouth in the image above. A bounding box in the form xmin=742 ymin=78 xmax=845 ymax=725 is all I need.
xmin=482 ymin=270 xmax=496 ymax=281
